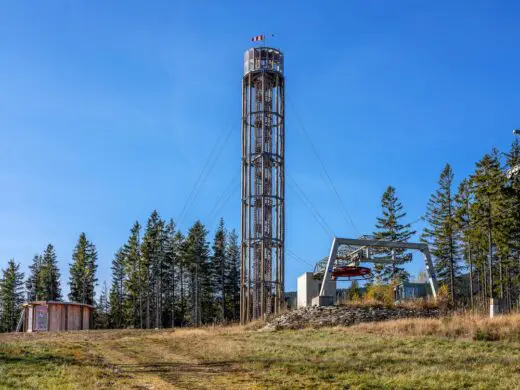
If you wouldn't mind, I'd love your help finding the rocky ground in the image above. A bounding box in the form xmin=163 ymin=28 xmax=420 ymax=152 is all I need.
xmin=263 ymin=305 xmax=440 ymax=331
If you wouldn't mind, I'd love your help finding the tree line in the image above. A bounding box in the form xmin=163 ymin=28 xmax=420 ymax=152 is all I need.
xmin=368 ymin=140 xmax=520 ymax=311
xmin=422 ymin=140 xmax=520 ymax=310
xmin=0 ymin=213 xmax=240 ymax=332
xmin=1 ymin=139 xmax=519 ymax=330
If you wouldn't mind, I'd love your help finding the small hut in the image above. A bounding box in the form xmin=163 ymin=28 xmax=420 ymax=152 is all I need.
xmin=22 ymin=301 xmax=94 ymax=332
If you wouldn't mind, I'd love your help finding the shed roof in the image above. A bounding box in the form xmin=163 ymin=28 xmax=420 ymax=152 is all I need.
xmin=23 ymin=301 xmax=95 ymax=309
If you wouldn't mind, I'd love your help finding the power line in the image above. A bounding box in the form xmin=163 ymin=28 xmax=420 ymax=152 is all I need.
xmin=288 ymin=95 xmax=360 ymax=236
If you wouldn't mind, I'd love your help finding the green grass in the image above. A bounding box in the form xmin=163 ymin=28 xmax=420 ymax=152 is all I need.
xmin=1 ymin=322 xmax=520 ymax=389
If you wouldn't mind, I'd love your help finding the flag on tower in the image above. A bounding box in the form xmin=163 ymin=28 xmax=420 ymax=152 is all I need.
xmin=251 ymin=35 xmax=264 ymax=42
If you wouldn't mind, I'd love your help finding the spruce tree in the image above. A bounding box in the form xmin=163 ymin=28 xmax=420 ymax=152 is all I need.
xmin=123 ymin=222 xmax=142 ymax=328
xmin=163 ymin=220 xmax=182 ymax=327
xmin=182 ymin=221 xmax=211 ymax=326
xmin=224 ymin=229 xmax=240 ymax=321
xmin=500 ymin=140 xmax=520 ymax=307
xmin=0 ymin=260 xmax=24 ymax=332
xmin=26 ymin=254 xmax=43 ymax=301
xmin=95 ymin=281 xmax=110 ymax=329
xmin=68 ymin=233 xmax=98 ymax=305
xmin=469 ymin=150 xmax=507 ymax=298
xmin=109 ymin=248 xmax=126 ymax=328
xmin=141 ymin=210 xmax=166 ymax=329
xmin=454 ymin=178 xmax=476 ymax=308
xmin=176 ymin=231 xmax=188 ymax=326
xmin=373 ymin=186 xmax=415 ymax=283
xmin=40 ymin=244 xmax=62 ymax=301
xmin=423 ymin=164 xmax=460 ymax=303
xmin=212 ymin=218 xmax=226 ymax=322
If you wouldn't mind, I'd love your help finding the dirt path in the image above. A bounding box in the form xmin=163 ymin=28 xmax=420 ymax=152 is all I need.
xmin=91 ymin=332 xmax=249 ymax=389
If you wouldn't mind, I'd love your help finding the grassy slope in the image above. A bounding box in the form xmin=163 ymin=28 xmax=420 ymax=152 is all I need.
xmin=1 ymin=321 xmax=520 ymax=389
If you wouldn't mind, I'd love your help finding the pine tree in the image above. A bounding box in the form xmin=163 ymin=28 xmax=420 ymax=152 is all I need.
xmin=109 ymin=248 xmax=126 ymax=328
xmin=423 ymin=164 xmax=460 ymax=303
xmin=0 ymin=260 xmax=24 ymax=332
xmin=212 ymin=218 xmax=226 ymax=322
xmin=373 ymin=186 xmax=415 ymax=283
xmin=224 ymin=229 xmax=240 ymax=321
xmin=40 ymin=244 xmax=62 ymax=301
xmin=26 ymin=254 xmax=43 ymax=301
xmin=68 ymin=233 xmax=98 ymax=305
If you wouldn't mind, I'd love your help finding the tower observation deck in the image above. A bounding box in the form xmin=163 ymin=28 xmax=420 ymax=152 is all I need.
xmin=241 ymin=47 xmax=285 ymax=323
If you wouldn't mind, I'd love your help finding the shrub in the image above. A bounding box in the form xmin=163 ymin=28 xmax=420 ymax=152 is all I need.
xmin=365 ymin=284 xmax=394 ymax=306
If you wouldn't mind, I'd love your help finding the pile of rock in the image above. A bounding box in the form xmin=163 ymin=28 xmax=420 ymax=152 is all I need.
xmin=263 ymin=305 xmax=439 ymax=331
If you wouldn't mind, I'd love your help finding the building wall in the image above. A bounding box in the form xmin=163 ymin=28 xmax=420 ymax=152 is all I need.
xmin=48 ymin=304 xmax=62 ymax=331
xmin=67 ymin=305 xmax=81 ymax=330
xmin=297 ymin=272 xmax=337 ymax=308
xmin=83 ymin=307 xmax=90 ymax=330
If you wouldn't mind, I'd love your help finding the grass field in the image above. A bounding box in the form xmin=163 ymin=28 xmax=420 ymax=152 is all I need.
xmin=2 ymin=316 xmax=520 ymax=389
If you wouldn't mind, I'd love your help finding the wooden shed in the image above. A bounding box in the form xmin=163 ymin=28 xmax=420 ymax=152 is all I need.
xmin=22 ymin=301 xmax=94 ymax=332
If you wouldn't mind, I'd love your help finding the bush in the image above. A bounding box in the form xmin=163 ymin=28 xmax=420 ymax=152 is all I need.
xmin=365 ymin=284 xmax=394 ymax=306
xmin=474 ymin=327 xmax=500 ymax=341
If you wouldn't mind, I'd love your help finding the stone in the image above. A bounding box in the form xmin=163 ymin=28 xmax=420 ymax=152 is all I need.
xmin=261 ymin=305 xmax=439 ymax=331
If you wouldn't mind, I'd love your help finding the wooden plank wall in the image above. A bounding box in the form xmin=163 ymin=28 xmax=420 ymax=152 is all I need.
xmin=68 ymin=305 xmax=81 ymax=330
xmin=82 ymin=307 xmax=90 ymax=330
xmin=23 ymin=303 xmax=92 ymax=332
xmin=48 ymin=304 xmax=63 ymax=331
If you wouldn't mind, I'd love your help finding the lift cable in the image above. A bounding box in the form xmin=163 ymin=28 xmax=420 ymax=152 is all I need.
xmin=177 ymin=117 xmax=239 ymax=228
xmin=287 ymin=173 xmax=335 ymax=239
xmin=286 ymin=248 xmax=315 ymax=268
xmin=288 ymin=95 xmax=360 ymax=236
xmin=207 ymin=172 xmax=241 ymax=227
xmin=206 ymin=169 xmax=240 ymax=221
xmin=176 ymin=118 xmax=231 ymax=226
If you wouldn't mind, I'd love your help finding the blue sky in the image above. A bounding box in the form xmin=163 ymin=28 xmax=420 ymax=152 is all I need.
xmin=1 ymin=1 xmax=520 ymax=296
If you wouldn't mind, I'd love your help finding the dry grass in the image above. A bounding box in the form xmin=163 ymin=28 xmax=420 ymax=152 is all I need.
xmin=350 ymin=313 xmax=520 ymax=341
xmin=338 ymin=297 xmax=440 ymax=311
xmin=2 ymin=315 xmax=520 ymax=388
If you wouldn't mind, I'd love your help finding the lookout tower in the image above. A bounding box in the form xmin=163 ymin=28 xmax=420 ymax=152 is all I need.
xmin=241 ymin=47 xmax=285 ymax=323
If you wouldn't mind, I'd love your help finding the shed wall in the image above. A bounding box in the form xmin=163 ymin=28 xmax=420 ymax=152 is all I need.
xmin=82 ymin=308 xmax=90 ymax=330
xmin=23 ymin=302 xmax=92 ymax=332
xmin=68 ymin=305 xmax=81 ymax=330
xmin=49 ymin=304 xmax=63 ymax=331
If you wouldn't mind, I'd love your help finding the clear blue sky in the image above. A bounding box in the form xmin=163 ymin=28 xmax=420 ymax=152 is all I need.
xmin=1 ymin=1 xmax=519 ymax=296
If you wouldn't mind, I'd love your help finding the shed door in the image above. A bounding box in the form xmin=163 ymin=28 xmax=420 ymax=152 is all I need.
xmin=34 ymin=305 xmax=48 ymax=331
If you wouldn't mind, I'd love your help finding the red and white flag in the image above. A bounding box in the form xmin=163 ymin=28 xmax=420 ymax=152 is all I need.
xmin=251 ymin=35 xmax=264 ymax=42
